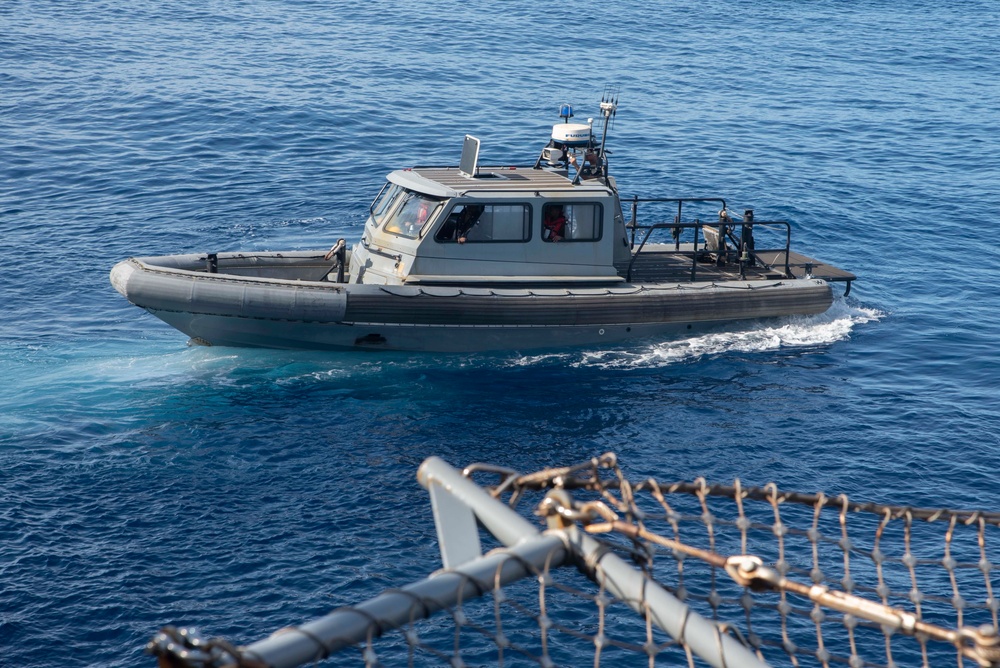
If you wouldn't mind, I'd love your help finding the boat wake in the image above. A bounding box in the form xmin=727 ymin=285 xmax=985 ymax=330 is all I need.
xmin=513 ymin=297 xmax=882 ymax=369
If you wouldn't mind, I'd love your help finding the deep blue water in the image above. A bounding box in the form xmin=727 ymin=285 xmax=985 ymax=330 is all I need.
xmin=3 ymin=1 xmax=1000 ymax=666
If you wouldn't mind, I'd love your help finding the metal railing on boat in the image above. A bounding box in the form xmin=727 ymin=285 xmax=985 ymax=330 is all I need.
xmin=624 ymin=196 xmax=792 ymax=282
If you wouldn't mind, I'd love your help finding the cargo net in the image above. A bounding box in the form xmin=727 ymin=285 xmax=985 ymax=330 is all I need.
xmin=148 ymin=454 xmax=1000 ymax=668
xmin=507 ymin=454 xmax=1000 ymax=667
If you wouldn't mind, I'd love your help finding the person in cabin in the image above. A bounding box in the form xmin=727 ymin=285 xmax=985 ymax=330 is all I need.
xmin=455 ymin=205 xmax=484 ymax=243
xmin=543 ymin=205 xmax=566 ymax=242
xmin=407 ymin=199 xmax=432 ymax=235
xmin=436 ymin=205 xmax=484 ymax=243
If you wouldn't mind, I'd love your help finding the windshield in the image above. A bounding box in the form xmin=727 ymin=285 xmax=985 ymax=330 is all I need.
xmin=383 ymin=191 xmax=441 ymax=239
xmin=370 ymin=183 xmax=403 ymax=226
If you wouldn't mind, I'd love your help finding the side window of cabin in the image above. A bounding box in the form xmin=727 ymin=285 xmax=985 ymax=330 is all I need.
xmin=383 ymin=191 xmax=441 ymax=239
xmin=435 ymin=204 xmax=531 ymax=243
xmin=542 ymin=203 xmax=602 ymax=242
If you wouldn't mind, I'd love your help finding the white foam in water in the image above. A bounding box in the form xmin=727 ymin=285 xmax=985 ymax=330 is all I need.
xmin=514 ymin=298 xmax=882 ymax=370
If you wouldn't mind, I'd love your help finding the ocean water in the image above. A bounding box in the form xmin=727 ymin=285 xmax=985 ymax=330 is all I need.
xmin=2 ymin=1 xmax=999 ymax=665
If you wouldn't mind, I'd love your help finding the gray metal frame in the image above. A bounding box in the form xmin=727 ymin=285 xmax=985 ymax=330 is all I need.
xmin=220 ymin=457 xmax=769 ymax=668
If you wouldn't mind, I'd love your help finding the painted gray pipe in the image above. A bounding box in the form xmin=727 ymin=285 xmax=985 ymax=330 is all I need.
xmin=231 ymin=456 xmax=767 ymax=667
xmin=240 ymin=534 xmax=568 ymax=667
xmin=417 ymin=456 xmax=769 ymax=668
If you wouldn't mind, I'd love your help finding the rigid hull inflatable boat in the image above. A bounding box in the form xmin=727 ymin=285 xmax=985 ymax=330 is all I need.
xmin=110 ymin=98 xmax=855 ymax=353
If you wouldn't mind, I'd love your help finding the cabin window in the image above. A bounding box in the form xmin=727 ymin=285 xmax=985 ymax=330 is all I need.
xmin=371 ymin=183 xmax=403 ymax=226
xmin=542 ymin=203 xmax=602 ymax=242
xmin=383 ymin=191 xmax=442 ymax=239
xmin=435 ymin=204 xmax=531 ymax=243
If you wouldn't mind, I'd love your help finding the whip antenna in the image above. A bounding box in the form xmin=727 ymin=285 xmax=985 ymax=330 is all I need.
xmin=598 ymin=85 xmax=619 ymax=168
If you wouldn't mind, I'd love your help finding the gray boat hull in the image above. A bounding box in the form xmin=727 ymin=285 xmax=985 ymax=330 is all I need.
xmin=110 ymin=252 xmax=833 ymax=352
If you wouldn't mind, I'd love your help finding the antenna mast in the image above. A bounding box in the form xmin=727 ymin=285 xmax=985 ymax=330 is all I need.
xmin=597 ymin=86 xmax=619 ymax=166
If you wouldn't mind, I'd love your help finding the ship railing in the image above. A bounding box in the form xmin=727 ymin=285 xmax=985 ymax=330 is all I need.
xmin=146 ymin=453 xmax=1000 ymax=668
xmin=145 ymin=456 xmax=765 ymax=668
xmin=624 ymin=196 xmax=792 ymax=282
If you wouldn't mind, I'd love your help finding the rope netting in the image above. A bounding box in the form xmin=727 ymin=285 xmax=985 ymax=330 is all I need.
xmin=510 ymin=453 xmax=1000 ymax=667
xmin=148 ymin=454 xmax=1000 ymax=668
xmin=348 ymin=563 xmax=690 ymax=668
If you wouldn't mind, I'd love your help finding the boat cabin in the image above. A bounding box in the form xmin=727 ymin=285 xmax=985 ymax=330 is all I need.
xmin=348 ymin=164 xmax=631 ymax=287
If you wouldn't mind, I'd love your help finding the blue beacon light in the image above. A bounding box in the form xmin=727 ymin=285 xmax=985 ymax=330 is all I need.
xmin=559 ymin=104 xmax=574 ymax=122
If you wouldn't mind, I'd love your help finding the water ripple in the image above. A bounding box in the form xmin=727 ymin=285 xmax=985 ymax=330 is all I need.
xmin=3 ymin=1 xmax=1000 ymax=666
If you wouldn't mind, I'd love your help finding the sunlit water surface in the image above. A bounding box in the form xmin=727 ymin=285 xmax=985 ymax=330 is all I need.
xmin=2 ymin=1 xmax=999 ymax=665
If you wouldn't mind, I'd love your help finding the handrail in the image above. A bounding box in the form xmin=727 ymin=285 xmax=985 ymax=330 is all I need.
xmin=623 ymin=196 xmax=793 ymax=281
xmin=626 ymin=222 xmax=698 ymax=282
xmin=627 ymin=196 xmax=727 ymax=248
xmin=418 ymin=458 xmax=768 ymax=668
xmin=625 ymin=220 xmax=792 ymax=281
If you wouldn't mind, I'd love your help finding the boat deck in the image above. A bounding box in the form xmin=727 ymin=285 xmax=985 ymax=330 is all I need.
xmin=617 ymin=246 xmax=856 ymax=284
